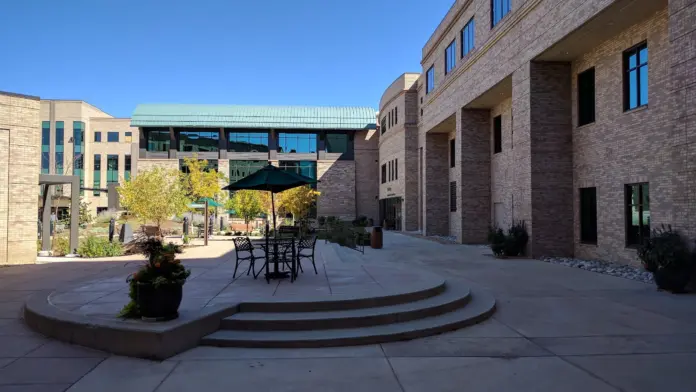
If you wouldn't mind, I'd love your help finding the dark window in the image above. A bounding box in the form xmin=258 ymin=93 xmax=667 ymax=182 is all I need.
xmin=106 ymin=155 xmax=118 ymax=185
xmin=491 ymin=0 xmax=511 ymax=27
xmin=381 ymin=164 xmax=387 ymax=184
xmin=389 ymin=110 xmax=392 ymax=127
xmin=94 ymin=131 xmax=102 ymax=142
xmin=55 ymin=121 xmax=64 ymax=174
xmin=445 ymin=39 xmax=456 ymax=74
xmin=625 ymin=183 xmax=650 ymax=246
xmin=326 ymin=133 xmax=352 ymax=154
xmin=146 ymin=128 xmax=170 ymax=152
xmin=426 ymin=66 xmax=435 ymax=94
xmin=395 ymin=159 xmax=398 ymax=180
xmin=580 ymin=187 xmax=597 ymax=244
xmin=229 ymin=160 xmax=267 ymax=193
xmin=124 ymin=155 xmax=131 ymax=181
xmin=450 ymin=182 xmax=457 ymax=212
xmin=41 ymin=121 xmax=50 ymax=174
xmin=624 ymin=42 xmax=648 ymax=111
xmin=73 ymin=121 xmax=85 ymax=193
xmin=493 ymin=115 xmax=502 ymax=154
xmin=178 ymin=129 xmax=219 ymax=152
xmin=278 ymin=133 xmax=317 ymax=153
xmin=227 ymin=131 xmax=269 ymax=152
xmin=394 ymin=107 xmax=398 ymax=124
xmin=279 ymin=160 xmax=317 ymax=191
xmin=450 ymin=139 xmax=455 ymax=168
xmin=577 ymin=68 xmax=596 ymax=126
xmin=461 ymin=18 xmax=475 ymax=57
xmin=107 ymin=131 xmax=119 ymax=142
xmin=381 ymin=117 xmax=387 ymax=135
xmin=93 ymin=154 xmax=101 ymax=196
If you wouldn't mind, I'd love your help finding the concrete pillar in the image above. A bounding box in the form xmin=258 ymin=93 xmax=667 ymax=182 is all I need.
xmin=512 ymin=61 xmax=574 ymax=257
xmin=669 ymin=0 xmax=696 ymax=239
xmin=168 ymin=127 xmax=177 ymax=159
xmin=422 ymin=132 xmax=449 ymax=236
xmin=70 ymin=177 xmax=80 ymax=253
xmin=456 ymin=109 xmax=491 ymax=243
xmin=41 ymin=185 xmax=52 ymax=252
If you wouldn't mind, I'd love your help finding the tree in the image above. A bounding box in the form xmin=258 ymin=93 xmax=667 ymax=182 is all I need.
xmin=180 ymin=155 xmax=225 ymax=201
xmin=117 ymin=167 xmax=189 ymax=235
xmin=278 ymin=185 xmax=321 ymax=223
xmin=79 ymin=198 xmax=93 ymax=226
xmin=230 ymin=190 xmax=263 ymax=233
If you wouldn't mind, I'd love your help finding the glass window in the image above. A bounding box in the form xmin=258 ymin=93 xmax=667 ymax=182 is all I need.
xmin=124 ymin=155 xmax=131 ymax=181
xmin=381 ymin=164 xmax=387 ymax=184
xmin=450 ymin=182 xmax=457 ymax=212
xmin=106 ymin=155 xmax=119 ymax=185
xmin=55 ymin=121 xmax=64 ymax=174
xmin=107 ymin=132 xmax=119 ymax=142
xmin=395 ymin=159 xmax=398 ymax=180
xmin=146 ymin=128 xmax=170 ymax=152
xmin=625 ymin=183 xmax=650 ymax=246
xmin=125 ymin=132 xmax=132 ymax=143
xmin=381 ymin=117 xmax=387 ymax=135
xmin=450 ymin=138 xmax=455 ymax=168
xmin=93 ymin=155 xmax=101 ymax=196
xmin=493 ymin=115 xmax=502 ymax=154
xmin=178 ymin=129 xmax=219 ymax=152
xmin=227 ymin=131 xmax=269 ymax=152
xmin=445 ymin=40 xmax=456 ymax=74
xmin=279 ymin=161 xmax=317 ymax=186
xmin=580 ymin=187 xmax=597 ymax=244
xmin=492 ymin=0 xmax=511 ymax=27
xmin=326 ymin=133 xmax=352 ymax=154
xmin=94 ymin=132 xmax=101 ymax=142
xmin=73 ymin=121 xmax=85 ymax=194
xmin=278 ymin=133 xmax=317 ymax=154
xmin=229 ymin=160 xmax=267 ymax=184
xmin=426 ymin=66 xmax=435 ymax=94
xmin=624 ymin=42 xmax=648 ymax=111
xmin=461 ymin=18 xmax=475 ymax=57
xmin=394 ymin=107 xmax=398 ymax=125
xmin=578 ymin=68 xmax=596 ymax=126
xmin=41 ymin=121 xmax=50 ymax=174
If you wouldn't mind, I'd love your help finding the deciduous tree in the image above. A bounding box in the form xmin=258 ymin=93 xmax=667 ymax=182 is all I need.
xmin=230 ymin=190 xmax=263 ymax=233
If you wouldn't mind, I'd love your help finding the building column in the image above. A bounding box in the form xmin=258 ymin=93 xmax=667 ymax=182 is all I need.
xmin=403 ymin=126 xmax=419 ymax=231
xmin=669 ymin=0 xmax=696 ymax=239
xmin=512 ymin=61 xmax=574 ymax=257
xmin=168 ymin=127 xmax=177 ymax=159
xmin=422 ymin=132 xmax=449 ymax=236
xmin=457 ymin=108 xmax=491 ymax=243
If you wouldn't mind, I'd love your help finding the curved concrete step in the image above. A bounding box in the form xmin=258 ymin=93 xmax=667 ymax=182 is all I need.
xmin=239 ymin=278 xmax=446 ymax=313
xmin=222 ymin=285 xmax=471 ymax=331
xmin=201 ymin=290 xmax=496 ymax=348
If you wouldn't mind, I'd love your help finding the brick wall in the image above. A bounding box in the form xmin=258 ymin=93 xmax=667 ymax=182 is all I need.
xmin=355 ymin=129 xmax=379 ymax=222
xmin=490 ymin=98 xmax=514 ymax=230
xmin=137 ymin=159 xmax=179 ymax=173
xmin=459 ymin=108 xmax=491 ymax=243
xmin=318 ymin=160 xmax=356 ymax=219
xmin=422 ymin=132 xmax=450 ymax=236
xmin=0 ymin=92 xmax=40 ymax=265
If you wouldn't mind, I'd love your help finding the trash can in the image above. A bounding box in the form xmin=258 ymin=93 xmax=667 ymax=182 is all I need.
xmin=371 ymin=226 xmax=383 ymax=249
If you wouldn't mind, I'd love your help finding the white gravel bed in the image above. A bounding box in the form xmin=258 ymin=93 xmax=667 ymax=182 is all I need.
xmin=541 ymin=256 xmax=653 ymax=284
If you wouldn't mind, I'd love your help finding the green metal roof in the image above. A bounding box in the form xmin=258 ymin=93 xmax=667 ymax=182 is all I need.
xmin=131 ymin=104 xmax=377 ymax=130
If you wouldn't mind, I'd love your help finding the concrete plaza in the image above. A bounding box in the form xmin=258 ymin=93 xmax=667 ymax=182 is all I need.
xmin=2 ymin=233 xmax=696 ymax=391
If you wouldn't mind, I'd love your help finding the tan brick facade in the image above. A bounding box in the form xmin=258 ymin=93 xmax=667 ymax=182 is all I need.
xmin=0 ymin=92 xmax=40 ymax=265
xmin=379 ymin=0 xmax=696 ymax=265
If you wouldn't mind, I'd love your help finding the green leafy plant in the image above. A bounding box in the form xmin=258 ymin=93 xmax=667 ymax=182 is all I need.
xmin=119 ymin=238 xmax=191 ymax=318
xmin=487 ymin=221 xmax=528 ymax=257
xmin=77 ymin=236 xmax=124 ymax=258
xmin=182 ymin=235 xmax=191 ymax=245
xmin=318 ymin=216 xmax=327 ymax=226
xmin=488 ymin=226 xmax=506 ymax=257
xmin=638 ymin=225 xmax=693 ymax=292
xmin=352 ymin=216 xmax=369 ymax=227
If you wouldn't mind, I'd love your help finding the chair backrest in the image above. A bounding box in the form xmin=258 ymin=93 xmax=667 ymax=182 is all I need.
xmin=298 ymin=235 xmax=318 ymax=251
xmin=233 ymin=236 xmax=254 ymax=253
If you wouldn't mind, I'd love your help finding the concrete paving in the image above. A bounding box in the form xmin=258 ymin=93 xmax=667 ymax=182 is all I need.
xmin=2 ymin=232 xmax=696 ymax=391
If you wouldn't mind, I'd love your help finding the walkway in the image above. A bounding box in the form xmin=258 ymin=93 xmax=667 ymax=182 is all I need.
xmin=2 ymin=233 xmax=696 ymax=391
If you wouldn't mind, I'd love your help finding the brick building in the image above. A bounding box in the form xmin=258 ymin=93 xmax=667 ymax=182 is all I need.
xmin=379 ymin=0 xmax=696 ymax=265
xmin=131 ymin=104 xmax=379 ymax=222
xmin=0 ymin=91 xmax=41 ymax=265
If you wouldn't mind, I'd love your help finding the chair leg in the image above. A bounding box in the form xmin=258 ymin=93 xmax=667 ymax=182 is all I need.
xmin=233 ymin=258 xmax=240 ymax=279
xmin=246 ymin=257 xmax=254 ymax=277
xmin=311 ymin=254 xmax=318 ymax=274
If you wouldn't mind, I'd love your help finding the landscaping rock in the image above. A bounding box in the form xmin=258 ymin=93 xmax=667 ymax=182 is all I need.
xmin=541 ymin=256 xmax=653 ymax=284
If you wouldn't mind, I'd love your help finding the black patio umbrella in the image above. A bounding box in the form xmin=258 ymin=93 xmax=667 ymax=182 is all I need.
xmin=223 ymin=165 xmax=318 ymax=278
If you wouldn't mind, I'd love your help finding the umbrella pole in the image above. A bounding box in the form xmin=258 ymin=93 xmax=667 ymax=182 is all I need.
xmin=204 ymin=200 xmax=209 ymax=246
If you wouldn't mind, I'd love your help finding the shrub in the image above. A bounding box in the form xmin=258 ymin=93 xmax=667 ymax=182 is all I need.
xmin=638 ymin=225 xmax=694 ymax=292
xmin=182 ymin=235 xmax=191 ymax=245
xmin=352 ymin=216 xmax=369 ymax=227
xmin=52 ymin=236 xmax=71 ymax=256
xmin=488 ymin=226 xmax=506 ymax=257
xmin=488 ymin=221 xmax=528 ymax=257
xmin=326 ymin=216 xmax=338 ymax=225
xmin=318 ymin=216 xmax=327 ymax=226
xmin=78 ymin=236 xmax=124 ymax=258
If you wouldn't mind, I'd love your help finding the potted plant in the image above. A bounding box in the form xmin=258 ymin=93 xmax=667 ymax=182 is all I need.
xmin=638 ymin=225 xmax=693 ymax=293
xmin=119 ymin=238 xmax=191 ymax=320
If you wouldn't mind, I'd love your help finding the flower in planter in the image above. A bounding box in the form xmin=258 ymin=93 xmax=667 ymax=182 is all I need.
xmin=118 ymin=237 xmax=191 ymax=319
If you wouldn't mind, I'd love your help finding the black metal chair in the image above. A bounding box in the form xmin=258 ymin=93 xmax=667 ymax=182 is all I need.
xmin=296 ymin=236 xmax=318 ymax=274
xmin=232 ymin=236 xmax=265 ymax=279
xmin=266 ymin=237 xmax=298 ymax=282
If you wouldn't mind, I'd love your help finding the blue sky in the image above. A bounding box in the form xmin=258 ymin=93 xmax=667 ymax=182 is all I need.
xmin=0 ymin=0 xmax=454 ymax=117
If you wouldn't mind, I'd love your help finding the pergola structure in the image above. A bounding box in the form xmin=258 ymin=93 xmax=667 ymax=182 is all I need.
xmin=39 ymin=174 xmax=80 ymax=254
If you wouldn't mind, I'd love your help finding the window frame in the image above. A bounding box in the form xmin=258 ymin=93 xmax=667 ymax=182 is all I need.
xmin=177 ymin=129 xmax=219 ymax=152
xmin=94 ymin=131 xmax=102 ymax=143
xmin=577 ymin=67 xmax=596 ymax=127
xmin=394 ymin=107 xmax=398 ymax=125
xmin=491 ymin=0 xmax=511 ymax=28
xmin=107 ymin=131 xmax=119 ymax=143
xmin=227 ymin=131 xmax=269 ymax=153
xmin=277 ymin=132 xmax=317 ymax=154
xmin=450 ymin=138 xmax=455 ymax=168
xmin=579 ymin=187 xmax=598 ymax=244
xmin=426 ymin=66 xmax=435 ymax=94
xmin=106 ymin=154 xmax=119 ymax=185
xmin=623 ymin=41 xmax=648 ymax=111
xmin=493 ymin=115 xmax=502 ymax=154
xmin=461 ymin=18 xmax=475 ymax=58
xmin=381 ymin=164 xmax=387 ymax=184
xmin=445 ymin=39 xmax=456 ymax=75
xmin=93 ymin=154 xmax=101 ymax=196
xmin=625 ymin=183 xmax=650 ymax=247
